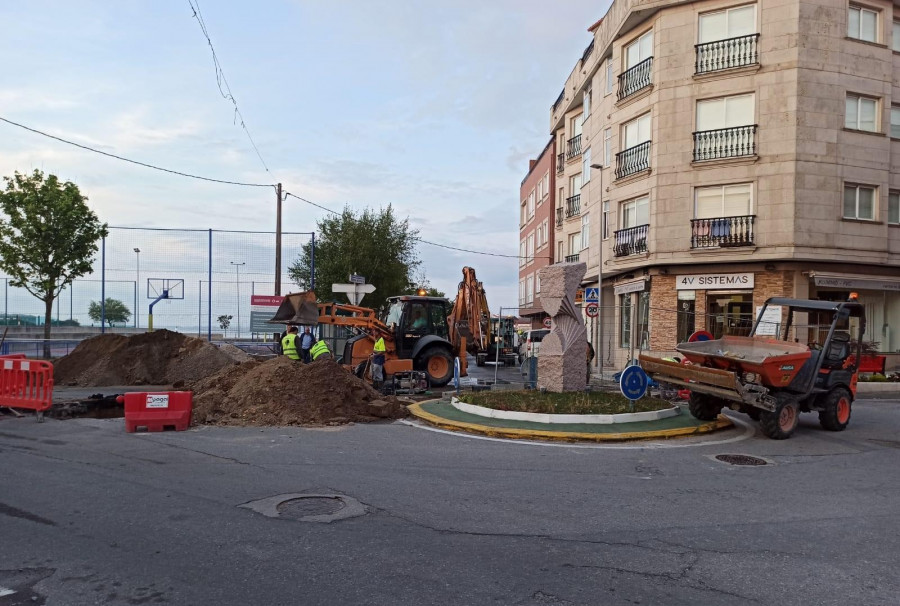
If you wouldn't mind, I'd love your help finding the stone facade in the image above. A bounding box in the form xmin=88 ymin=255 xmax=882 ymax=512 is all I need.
xmin=538 ymin=263 xmax=588 ymax=391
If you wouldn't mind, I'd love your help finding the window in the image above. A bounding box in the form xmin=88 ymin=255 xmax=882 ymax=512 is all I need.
xmin=527 ymin=233 xmax=535 ymax=262
xmin=581 ymin=213 xmax=590 ymax=251
xmin=528 ymin=190 xmax=536 ymax=218
xmin=602 ymin=201 xmax=610 ymax=239
xmin=430 ymin=303 xmax=449 ymax=339
xmin=568 ymin=232 xmax=581 ymax=256
xmin=848 ymin=5 xmax=878 ymax=42
xmin=519 ymin=280 xmax=526 ymax=305
xmin=843 ymin=184 xmax=876 ymax=220
xmin=542 ymin=219 xmax=550 ymax=247
xmin=890 ymin=192 xmax=900 ymax=224
xmin=891 ymin=107 xmax=900 ymax=138
xmin=604 ymin=128 xmax=612 ymax=165
xmin=526 ymin=275 xmax=534 ymax=304
xmin=695 ymin=183 xmax=752 ymax=218
xmin=521 ymin=202 xmax=527 ymax=226
xmin=622 ymin=195 xmax=649 ymax=228
xmin=605 ymin=59 xmax=613 ymax=95
xmin=676 ymin=291 xmax=696 ymax=344
xmin=894 ymin=21 xmax=900 ymax=51
xmin=571 ymin=114 xmax=583 ymax=138
xmin=582 ymin=148 xmax=591 ymax=183
xmin=846 ymin=94 xmax=878 ymax=132
xmin=623 ymin=114 xmax=651 ymax=149
xmin=542 ymin=172 xmax=549 ymax=200
xmin=557 ymin=241 xmax=563 ymax=262
xmin=619 ymin=293 xmax=632 ymax=348
xmin=535 ymin=223 xmax=543 ymax=249
xmin=699 ymin=4 xmax=756 ymax=43
xmin=536 ymin=273 xmax=541 ymax=294
xmin=519 ymin=239 xmax=526 ymax=267
xmin=636 ymin=292 xmax=650 ymax=350
xmin=625 ymin=30 xmax=653 ymax=69
xmin=569 ymin=173 xmax=583 ymax=193
xmin=583 ymin=79 xmax=592 ymax=120
xmin=696 ymin=94 xmax=755 ymax=131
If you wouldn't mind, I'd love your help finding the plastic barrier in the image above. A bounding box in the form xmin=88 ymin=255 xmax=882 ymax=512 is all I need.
xmin=0 ymin=354 xmax=27 ymax=360
xmin=118 ymin=391 xmax=193 ymax=433
xmin=0 ymin=357 xmax=54 ymax=418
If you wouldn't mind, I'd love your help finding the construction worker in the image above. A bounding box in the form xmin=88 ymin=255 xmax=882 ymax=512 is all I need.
xmin=310 ymin=338 xmax=332 ymax=361
xmin=371 ymin=337 xmax=386 ymax=389
xmin=281 ymin=325 xmax=301 ymax=361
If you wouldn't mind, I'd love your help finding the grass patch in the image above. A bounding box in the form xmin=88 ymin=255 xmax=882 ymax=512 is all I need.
xmin=458 ymin=390 xmax=672 ymax=415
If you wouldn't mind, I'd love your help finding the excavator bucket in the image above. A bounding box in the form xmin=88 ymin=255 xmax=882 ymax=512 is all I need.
xmin=268 ymin=291 xmax=321 ymax=325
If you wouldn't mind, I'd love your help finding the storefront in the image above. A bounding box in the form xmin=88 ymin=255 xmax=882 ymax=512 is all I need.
xmin=809 ymin=271 xmax=900 ymax=353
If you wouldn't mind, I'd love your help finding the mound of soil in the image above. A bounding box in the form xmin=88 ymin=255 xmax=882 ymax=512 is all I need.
xmin=54 ymin=330 xmax=246 ymax=386
xmin=191 ymin=356 xmax=408 ymax=426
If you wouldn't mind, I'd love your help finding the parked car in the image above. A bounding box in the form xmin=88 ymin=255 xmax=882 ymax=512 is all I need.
xmin=518 ymin=329 xmax=549 ymax=362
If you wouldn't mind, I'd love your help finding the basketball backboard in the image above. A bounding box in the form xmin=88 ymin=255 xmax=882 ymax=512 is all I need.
xmin=147 ymin=278 xmax=185 ymax=300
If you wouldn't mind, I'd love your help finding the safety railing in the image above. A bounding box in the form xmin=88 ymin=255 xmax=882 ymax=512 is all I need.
xmin=557 ymin=152 xmax=565 ymax=174
xmin=693 ymin=125 xmax=757 ymax=162
xmin=695 ymin=33 xmax=760 ymax=75
xmin=617 ymin=57 xmax=653 ymax=101
xmin=615 ymin=141 xmax=651 ymax=179
xmin=556 ymin=207 xmax=564 ymax=227
xmin=565 ymin=253 xmax=581 ymax=262
xmin=614 ymin=224 xmax=649 ymax=257
xmin=566 ymin=134 xmax=583 ymax=160
xmin=691 ymin=215 xmax=756 ymax=248
xmin=565 ymin=194 xmax=582 ymax=218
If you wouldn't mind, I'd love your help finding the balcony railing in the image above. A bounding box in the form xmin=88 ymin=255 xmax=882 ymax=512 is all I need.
xmin=566 ymin=134 xmax=583 ymax=160
xmin=557 ymin=152 xmax=565 ymax=174
xmin=582 ymin=39 xmax=595 ymax=63
xmin=617 ymin=57 xmax=653 ymax=101
xmin=695 ymin=33 xmax=760 ymax=75
xmin=693 ymin=125 xmax=757 ymax=162
xmin=691 ymin=215 xmax=756 ymax=248
xmin=556 ymin=207 xmax=564 ymax=227
xmin=565 ymin=194 xmax=581 ymax=218
xmin=565 ymin=253 xmax=581 ymax=263
xmin=552 ymin=88 xmax=564 ymax=111
xmin=614 ymin=224 xmax=649 ymax=257
xmin=615 ymin=141 xmax=651 ymax=179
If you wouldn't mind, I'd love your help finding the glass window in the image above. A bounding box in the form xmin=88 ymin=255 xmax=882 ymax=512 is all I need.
xmin=622 ymin=195 xmax=649 ymax=228
xmin=603 ymin=128 xmax=612 ymax=165
xmin=889 ymin=192 xmax=900 ymax=224
xmin=568 ymin=232 xmax=580 ymax=255
xmin=527 ymin=233 xmax=535 ymax=262
xmin=623 ymin=114 xmax=651 ymax=149
xmin=625 ymin=30 xmax=653 ymax=69
xmin=891 ymin=107 xmax=900 ymax=138
xmin=542 ymin=173 xmax=549 ymax=199
xmin=526 ymin=275 xmax=534 ymax=304
xmin=581 ymin=213 xmax=590 ymax=251
xmin=569 ymin=173 xmax=582 ymax=193
xmin=582 ymin=147 xmax=591 ymax=183
xmin=528 ymin=190 xmax=536 ymax=218
xmin=536 ymin=273 xmax=541 ymax=294
xmin=605 ymin=59 xmax=613 ymax=95
xmin=849 ymin=6 xmax=878 ymax=42
xmin=843 ymin=184 xmax=876 ymax=220
xmin=846 ymin=95 xmax=878 ymax=131
xmin=519 ymin=240 xmax=526 ymax=267
xmin=894 ymin=21 xmax=900 ymax=51
xmin=636 ymin=292 xmax=650 ymax=350
xmin=602 ymin=201 xmax=610 ymax=239
xmin=619 ymin=293 xmax=632 ymax=348
xmin=407 ymin=303 xmax=428 ymax=333
xmin=429 ymin=303 xmax=449 ymax=339
xmin=572 ymin=114 xmax=583 ymax=138
xmin=676 ymin=291 xmax=696 ymax=344
xmin=696 ymin=94 xmax=755 ymax=131
xmin=519 ymin=280 xmax=526 ymax=306
xmin=699 ymin=5 xmax=756 ymax=43
xmin=695 ymin=183 xmax=753 ymax=218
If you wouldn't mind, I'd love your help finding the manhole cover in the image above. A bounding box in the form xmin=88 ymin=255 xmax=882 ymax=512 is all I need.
xmin=715 ymin=454 xmax=768 ymax=466
xmin=239 ymin=493 xmax=366 ymax=523
xmin=277 ymin=497 xmax=345 ymax=519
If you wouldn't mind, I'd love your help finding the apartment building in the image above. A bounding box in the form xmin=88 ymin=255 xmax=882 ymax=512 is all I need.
xmin=518 ymin=138 xmax=557 ymax=327
xmin=550 ymin=0 xmax=900 ymax=369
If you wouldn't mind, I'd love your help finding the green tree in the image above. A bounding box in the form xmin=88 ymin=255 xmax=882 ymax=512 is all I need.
xmin=0 ymin=170 xmax=107 ymax=356
xmin=288 ymin=205 xmax=420 ymax=310
xmin=88 ymin=298 xmax=132 ymax=327
xmin=218 ymin=314 xmax=233 ymax=336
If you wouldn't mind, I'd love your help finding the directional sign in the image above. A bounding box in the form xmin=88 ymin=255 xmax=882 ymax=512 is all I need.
xmin=585 ymin=303 xmax=599 ymax=318
xmin=349 ymin=274 xmax=366 ymax=284
xmin=619 ymin=365 xmax=649 ymax=400
xmin=585 ymin=287 xmax=599 ymax=303
xmin=333 ymin=283 xmax=376 ymax=306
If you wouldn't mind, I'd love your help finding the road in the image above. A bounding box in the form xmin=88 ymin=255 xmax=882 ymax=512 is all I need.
xmin=1 ymin=397 xmax=898 ymax=605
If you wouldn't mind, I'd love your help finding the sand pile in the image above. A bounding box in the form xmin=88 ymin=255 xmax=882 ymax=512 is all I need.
xmin=191 ymin=356 xmax=408 ymax=426
xmin=54 ymin=330 xmax=246 ymax=386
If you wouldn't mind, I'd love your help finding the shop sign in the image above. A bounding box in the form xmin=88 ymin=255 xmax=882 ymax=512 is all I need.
xmin=614 ymin=280 xmax=646 ymax=295
xmin=813 ymin=275 xmax=900 ymax=292
xmin=675 ymin=272 xmax=754 ymax=290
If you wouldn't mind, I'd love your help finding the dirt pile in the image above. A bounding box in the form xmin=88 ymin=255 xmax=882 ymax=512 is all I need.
xmin=191 ymin=356 xmax=408 ymax=426
xmin=54 ymin=330 xmax=246 ymax=386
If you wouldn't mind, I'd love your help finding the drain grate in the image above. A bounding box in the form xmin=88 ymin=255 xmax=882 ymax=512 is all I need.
xmin=277 ymin=497 xmax=345 ymax=519
xmin=239 ymin=492 xmax=367 ymax=523
xmin=715 ymin=454 xmax=768 ymax=466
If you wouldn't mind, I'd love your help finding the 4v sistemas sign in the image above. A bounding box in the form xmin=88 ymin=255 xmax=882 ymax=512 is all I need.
xmin=675 ymin=272 xmax=754 ymax=290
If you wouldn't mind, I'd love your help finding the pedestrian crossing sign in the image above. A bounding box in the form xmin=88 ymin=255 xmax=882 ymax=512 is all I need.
xmin=585 ymin=288 xmax=599 ymax=303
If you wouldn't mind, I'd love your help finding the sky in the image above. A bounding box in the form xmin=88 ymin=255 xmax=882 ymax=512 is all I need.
xmin=0 ymin=0 xmax=607 ymax=313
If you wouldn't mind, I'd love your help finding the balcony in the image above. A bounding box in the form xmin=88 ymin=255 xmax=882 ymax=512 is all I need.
xmin=617 ymin=57 xmax=652 ymax=101
xmin=691 ymin=215 xmax=756 ymax=248
xmin=615 ymin=141 xmax=651 ymax=179
xmin=564 ymin=253 xmax=581 ymax=263
xmin=695 ymin=34 xmax=760 ymax=75
xmin=581 ymin=39 xmax=594 ymax=64
xmin=614 ymin=224 xmax=649 ymax=257
xmin=565 ymin=194 xmax=581 ymax=218
xmin=556 ymin=207 xmax=564 ymax=227
xmin=566 ymin=134 xmax=583 ymax=160
xmin=693 ymin=125 xmax=757 ymax=162
xmin=557 ymin=152 xmax=565 ymax=174
xmin=552 ymin=88 xmax=564 ymax=112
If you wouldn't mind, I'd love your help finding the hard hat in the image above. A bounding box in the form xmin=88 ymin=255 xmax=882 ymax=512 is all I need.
xmin=374 ymin=338 xmax=386 ymax=352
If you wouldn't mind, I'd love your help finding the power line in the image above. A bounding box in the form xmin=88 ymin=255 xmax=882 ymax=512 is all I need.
xmin=0 ymin=115 xmax=274 ymax=188
xmin=187 ymin=0 xmax=270 ymax=175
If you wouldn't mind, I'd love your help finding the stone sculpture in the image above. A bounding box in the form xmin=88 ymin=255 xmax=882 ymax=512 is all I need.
xmin=537 ymin=262 xmax=588 ymax=392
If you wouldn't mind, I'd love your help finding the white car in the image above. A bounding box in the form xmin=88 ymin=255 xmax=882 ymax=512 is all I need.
xmin=518 ymin=329 xmax=550 ymax=362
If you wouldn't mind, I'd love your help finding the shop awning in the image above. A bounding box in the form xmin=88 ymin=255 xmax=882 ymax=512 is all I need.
xmin=809 ymin=271 xmax=900 ymax=292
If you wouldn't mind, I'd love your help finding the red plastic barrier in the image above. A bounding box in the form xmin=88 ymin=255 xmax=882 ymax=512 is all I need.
xmin=118 ymin=391 xmax=193 ymax=433
xmin=0 ymin=357 xmax=54 ymax=412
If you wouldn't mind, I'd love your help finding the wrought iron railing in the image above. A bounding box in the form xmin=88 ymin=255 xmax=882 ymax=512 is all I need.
xmin=552 ymin=88 xmax=564 ymax=111
xmin=582 ymin=40 xmax=595 ymax=63
xmin=557 ymin=152 xmax=565 ymax=174
xmin=614 ymin=224 xmax=649 ymax=257
xmin=565 ymin=194 xmax=581 ymax=218
xmin=565 ymin=253 xmax=581 ymax=263
xmin=556 ymin=207 xmax=563 ymax=227
xmin=615 ymin=141 xmax=651 ymax=179
xmin=617 ymin=57 xmax=653 ymax=101
xmin=693 ymin=125 xmax=757 ymax=162
xmin=566 ymin=134 xmax=583 ymax=160
xmin=691 ymin=215 xmax=755 ymax=248
xmin=695 ymin=33 xmax=760 ymax=74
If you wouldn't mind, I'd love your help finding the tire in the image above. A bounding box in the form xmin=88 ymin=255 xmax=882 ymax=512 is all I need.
xmin=759 ymin=392 xmax=800 ymax=440
xmin=745 ymin=407 xmax=761 ymax=421
xmin=419 ymin=347 xmax=454 ymax=386
xmin=819 ymin=388 xmax=852 ymax=432
xmin=688 ymin=392 xmax=724 ymax=421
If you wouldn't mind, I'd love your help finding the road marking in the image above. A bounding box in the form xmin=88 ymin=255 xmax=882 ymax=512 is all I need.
xmin=399 ymin=413 xmax=755 ymax=450
xmin=0 ymin=587 xmax=16 ymax=597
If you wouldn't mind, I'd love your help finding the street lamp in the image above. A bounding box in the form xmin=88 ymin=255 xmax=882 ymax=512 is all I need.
xmin=134 ymin=248 xmax=141 ymax=328
xmin=230 ymin=261 xmax=245 ymax=339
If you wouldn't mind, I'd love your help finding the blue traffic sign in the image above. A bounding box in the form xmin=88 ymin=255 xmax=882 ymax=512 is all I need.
xmin=454 ymin=357 xmax=461 ymax=394
xmin=585 ymin=287 xmax=599 ymax=303
xmin=619 ymin=365 xmax=649 ymax=400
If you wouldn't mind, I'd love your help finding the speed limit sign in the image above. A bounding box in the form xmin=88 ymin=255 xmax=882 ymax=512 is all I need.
xmin=585 ymin=303 xmax=599 ymax=318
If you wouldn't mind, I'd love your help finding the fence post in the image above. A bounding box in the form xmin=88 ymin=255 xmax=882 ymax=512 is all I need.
xmin=101 ymin=236 xmax=106 ymax=333
xmin=198 ymin=280 xmax=202 ymax=338
xmin=207 ymin=229 xmax=212 ymax=341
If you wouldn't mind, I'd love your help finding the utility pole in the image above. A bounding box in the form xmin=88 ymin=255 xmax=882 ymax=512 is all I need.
xmin=275 ymin=183 xmax=282 ymax=295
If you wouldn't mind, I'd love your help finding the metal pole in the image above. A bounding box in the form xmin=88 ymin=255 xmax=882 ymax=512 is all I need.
xmin=275 ymin=183 xmax=282 ymax=295
xmin=207 ymin=229 xmax=212 ymax=341
xmin=310 ymin=232 xmax=316 ymax=290
xmin=198 ymin=280 xmax=202 ymax=338
xmin=597 ymin=167 xmax=604 ymax=376
xmin=4 ymin=278 xmax=7 ymax=324
xmin=236 ymin=264 xmax=240 ymax=339
xmin=101 ymin=236 xmax=106 ymax=333
xmin=134 ymin=248 xmax=140 ymax=328
xmin=494 ymin=307 xmax=502 ymax=384
xmin=69 ymin=281 xmax=73 ymax=322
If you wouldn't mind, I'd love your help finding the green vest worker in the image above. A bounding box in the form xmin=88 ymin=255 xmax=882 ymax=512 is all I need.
xmin=310 ymin=339 xmax=331 ymax=361
xmin=281 ymin=326 xmax=300 ymax=360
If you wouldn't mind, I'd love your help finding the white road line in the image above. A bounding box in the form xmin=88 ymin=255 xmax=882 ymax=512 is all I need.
xmin=0 ymin=587 xmax=16 ymax=597
xmin=399 ymin=413 xmax=755 ymax=450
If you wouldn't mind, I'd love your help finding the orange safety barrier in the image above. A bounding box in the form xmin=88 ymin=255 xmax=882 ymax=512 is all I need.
xmin=0 ymin=357 xmax=54 ymax=418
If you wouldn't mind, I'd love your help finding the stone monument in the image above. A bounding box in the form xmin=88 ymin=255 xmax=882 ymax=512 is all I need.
xmin=537 ymin=262 xmax=587 ymax=392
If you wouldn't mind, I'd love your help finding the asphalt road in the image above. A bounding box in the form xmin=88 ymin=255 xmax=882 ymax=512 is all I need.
xmin=1 ymin=397 xmax=899 ymax=605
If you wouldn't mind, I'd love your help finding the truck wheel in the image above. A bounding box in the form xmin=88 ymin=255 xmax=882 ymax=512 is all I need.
xmin=688 ymin=392 xmax=723 ymax=421
xmin=420 ymin=348 xmax=454 ymax=386
xmin=759 ymin=393 xmax=799 ymax=439
xmin=819 ymin=388 xmax=852 ymax=431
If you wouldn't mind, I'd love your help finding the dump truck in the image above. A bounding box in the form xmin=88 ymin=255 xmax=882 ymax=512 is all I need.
xmin=639 ymin=297 xmax=866 ymax=439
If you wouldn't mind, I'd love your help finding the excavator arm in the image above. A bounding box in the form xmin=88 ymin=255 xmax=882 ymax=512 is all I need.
xmin=447 ymin=266 xmax=491 ymax=359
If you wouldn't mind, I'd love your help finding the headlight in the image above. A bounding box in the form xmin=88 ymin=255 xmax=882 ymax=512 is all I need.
xmin=743 ymin=372 xmax=759 ymax=383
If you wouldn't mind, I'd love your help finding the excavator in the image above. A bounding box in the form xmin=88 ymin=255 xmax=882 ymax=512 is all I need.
xmin=268 ymin=267 xmax=492 ymax=386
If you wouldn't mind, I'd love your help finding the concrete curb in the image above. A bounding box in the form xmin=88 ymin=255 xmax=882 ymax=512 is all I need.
xmin=408 ymin=400 xmax=733 ymax=443
xmin=450 ymin=397 xmax=680 ymax=424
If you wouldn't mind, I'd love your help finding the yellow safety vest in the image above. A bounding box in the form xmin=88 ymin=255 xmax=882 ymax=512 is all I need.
xmin=374 ymin=338 xmax=386 ymax=352
xmin=281 ymin=333 xmax=300 ymax=360
xmin=310 ymin=340 xmax=330 ymax=360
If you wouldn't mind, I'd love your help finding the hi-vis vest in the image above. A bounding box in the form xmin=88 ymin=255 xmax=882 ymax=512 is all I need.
xmin=310 ymin=339 xmax=330 ymax=360
xmin=281 ymin=333 xmax=300 ymax=360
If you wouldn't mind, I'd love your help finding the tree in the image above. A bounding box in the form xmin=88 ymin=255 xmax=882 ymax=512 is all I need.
xmin=218 ymin=314 xmax=233 ymax=336
xmin=88 ymin=298 xmax=132 ymax=327
xmin=0 ymin=170 xmax=107 ymax=356
xmin=288 ymin=205 xmax=420 ymax=310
